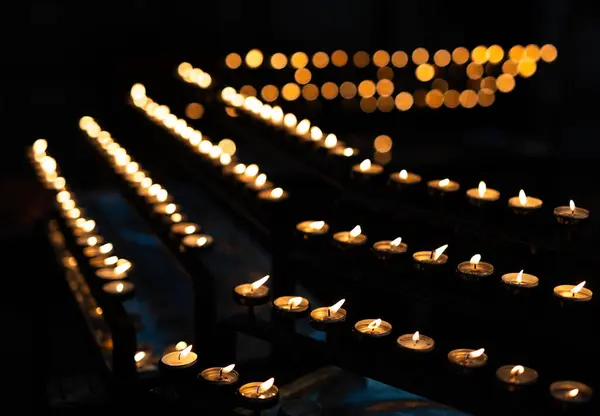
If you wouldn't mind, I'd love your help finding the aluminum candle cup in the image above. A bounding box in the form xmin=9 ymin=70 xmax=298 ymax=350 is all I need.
xmin=233 ymin=280 xmax=270 ymax=306
xmin=501 ymin=271 xmax=539 ymax=289
xmin=550 ymin=381 xmax=593 ymax=404
xmin=237 ymin=380 xmax=279 ymax=410
xmin=553 ymin=201 xmax=589 ymax=225
xmin=508 ymin=190 xmax=542 ymax=215
xmin=448 ymin=348 xmax=488 ymax=368
xmin=199 ymin=366 xmax=239 ymax=387
xmin=496 ymin=365 xmax=539 ymax=386
xmin=273 ymin=296 xmax=309 ymax=317
xmin=159 ymin=345 xmax=198 ymax=374
xmin=333 ymin=226 xmax=367 ymax=250
xmin=413 ymin=246 xmax=449 ymax=272
xmin=351 ymin=159 xmax=384 ymax=182
xmin=553 ymin=283 xmax=592 ymax=302
xmin=296 ymin=220 xmax=329 ymax=242
xmin=456 ymin=255 xmax=494 ymax=280
xmin=427 ymin=178 xmax=460 ymax=196
xmin=153 ymin=202 xmax=179 ymax=216
xmin=257 ymin=188 xmax=289 ymax=202
xmin=354 ymin=319 xmax=392 ymax=339
xmin=466 ymin=182 xmax=500 ymax=206
xmin=372 ymin=238 xmax=408 ymax=261
xmin=309 ymin=304 xmax=347 ymax=331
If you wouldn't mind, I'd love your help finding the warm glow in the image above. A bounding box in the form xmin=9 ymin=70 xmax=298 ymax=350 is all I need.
xmin=478 ymin=181 xmax=486 ymax=197
xmin=415 ymin=64 xmax=435 ymax=82
xmin=331 ymin=50 xmax=348 ymax=67
xmin=570 ymin=200 xmax=575 ymax=211
xmin=165 ymin=203 xmax=177 ymax=215
xmin=288 ymin=297 xmax=303 ymax=309
xmin=519 ymin=189 xmax=527 ymax=206
xmin=156 ymin=189 xmax=168 ymax=202
xmin=196 ymin=237 xmax=208 ymax=247
xmin=33 ymin=139 xmax=48 ymax=154
xmin=368 ymin=319 xmax=382 ymax=331
xmin=116 ymin=283 xmax=124 ymax=293
xmin=99 ymin=243 xmax=113 ymax=254
xmin=245 ymin=49 xmax=263 ymax=68
xmin=114 ymin=260 xmax=132 ymax=275
xmin=83 ymin=220 xmax=96 ymax=232
xmin=330 ymin=299 xmax=345 ymax=314
xmin=284 ymin=113 xmax=297 ymax=128
xmin=469 ymin=348 xmax=485 ymax=358
xmin=175 ymin=341 xmax=188 ymax=351
xmin=87 ymin=236 xmax=98 ymax=246
xmin=433 ymin=244 xmax=448 ymax=260
xmin=221 ymin=364 xmax=235 ymax=374
xmin=510 ymin=365 xmax=525 ymax=376
xmin=233 ymin=164 xmax=246 ymax=175
xmin=40 ymin=156 xmax=57 ymax=173
xmin=130 ymin=84 xmax=146 ymax=100
xmin=359 ymin=159 xmax=371 ymax=171
xmin=309 ymin=221 xmax=325 ymax=230
xmin=225 ymin=53 xmax=242 ymax=69
xmin=516 ymin=270 xmax=524 ymax=284
xmin=134 ymin=351 xmax=146 ymax=363
xmin=342 ymin=147 xmax=354 ymax=157
xmin=171 ymin=213 xmax=182 ymax=223
xmin=391 ymin=237 xmax=402 ymax=247
xmin=439 ymin=178 xmax=450 ymax=187
xmin=296 ymin=119 xmax=310 ymax=135
xmin=104 ymin=256 xmax=118 ymax=266
xmin=540 ymin=44 xmax=558 ymax=63
xmin=350 ymin=225 xmax=362 ymax=238
xmin=324 ymin=134 xmax=337 ymax=149
xmin=255 ymin=173 xmax=267 ymax=187
xmin=571 ymin=281 xmax=586 ymax=294
xmin=310 ymin=126 xmax=323 ymax=141
xmin=399 ymin=170 xmax=408 ymax=180
xmin=62 ymin=199 xmax=75 ymax=211
xmin=291 ymin=52 xmax=309 ymax=69
xmin=251 ymin=275 xmax=270 ymax=291
xmin=180 ymin=345 xmax=193 ymax=358
xmin=270 ymin=188 xmax=284 ymax=198
xmin=470 ymin=254 xmax=481 ymax=265
xmin=245 ymin=164 xmax=259 ymax=177
xmin=412 ymin=331 xmax=420 ymax=342
xmin=567 ymin=389 xmax=579 ymax=398
xmin=184 ymin=225 xmax=196 ymax=234
xmin=270 ymin=52 xmax=288 ymax=69
xmin=258 ymin=378 xmax=275 ymax=393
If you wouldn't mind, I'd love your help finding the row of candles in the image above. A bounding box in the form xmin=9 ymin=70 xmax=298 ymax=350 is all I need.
xmin=30 ymin=139 xmax=134 ymax=296
xmin=129 ymin=83 xmax=289 ymax=201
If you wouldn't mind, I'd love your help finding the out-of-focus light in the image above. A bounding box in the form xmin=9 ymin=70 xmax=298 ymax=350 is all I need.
xmin=509 ymin=45 xmax=525 ymax=62
xmin=185 ymin=103 xmax=204 ymax=120
xmin=178 ymin=62 xmax=192 ymax=77
xmin=353 ymin=51 xmax=370 ymax=68
xmin=245 ymin=49 xmax=264 ymax=68
xmin=331 ymin=50 xmax=348 ymax=67
xmin=130 ymin=84 xmax=146 ymax=100
xmin=444 ymin=90 xmax=460 ymax=108
xmin=412 ymin=48 xmax=429 ymax=65
xmin=373 ymin=50 xmax=390 ymax=67
xmin=395 ymin=92 xmax=413 ymax=111
xmin=218 ymin=138 xmax=236 ymax=155
xmin=540 ymin=44 xmax=558 ymax=62
xmin=425 ymin=89 xmax=445 ymax=109
xmin=478 ymin=90 xmax=495 ymax=107
xmin=480 ymin=76 xmax=497 ymax=93
xmin=270 ymin=52 xmax=288 ymax=69
xmin=225 ymin=53 xmax=242 ymax=69
xmin=282 ymin=83 xmax=301 ymax=101
xmin=291 ymin=52 xmax=309 ymax=69
xmin=471 ymin=46 xmax=488 ymax=64
xmin=294 ymin=68 xmax=312 ymax=85
xmin=433 ymin=49 xmax=451 ymax=67
xmin=376 ymin=79 xmax=394 ymax=97
xmin=459 ymin=89 xmax=478 ymax=108
xmin=374 ymin=135 xmax=393 ymax=153
xmin=487 ymin=45 xmax=504 ymax=64
xmin=302 ymin=84 xmax=319 ymax=101
xmin=360 ymin=97 xmax=377 ymax=113
xmin=312 ymin=51 xmax=329 ymax=68
xmin=340 ymin=82 xmax=357 ymax=99
xmin=466 ymin=62 xmax=484 ymax=79
xmin=496 ymin=74 xmax=516 ymax=92
xmin=321 ymin=82 xmax=339 ymax=100
xmin=415 ymin=64 xmax=435 ymax=82
xmin=502 ymin=60 xmax=518 ymax=76
xmin=517 ymin=59 xmax=537 ymax=78
xmin=358 ymin=80 xmax=376 ymax=98
xmin=452 ymin=47 xmax=470 ymax=65
xmin=377 ymin=96 xmax=395 ymax=112
xmin=432 ymin=79 xmax=449 ymax=92
xmin=240 ymin=85 xmax=257 ymax=97
xmin=525 ymin=44 xmax=540 ymax=61
xmin=391 ymin=51 xmax=408 ymax=68
xmin=261 ymin=85 xmax=279 ymax=103
xmin=377 ymin=66 xmax=394 ymax=80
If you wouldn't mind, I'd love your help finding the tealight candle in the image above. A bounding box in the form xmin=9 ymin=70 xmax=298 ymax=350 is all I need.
xmin=329 ymin=145 xmax=358 ymax=157
xmin=508 ymin=189 xmax=542 ymax=214
xmin=153 ymin=202 xmax=179 ymax=215
xmin=82 ymin=242 xmax=113 ymax=258
xmin=352 ymin=159 xmax=383 ymax=176
xmin=428 ymin=178 xmax=460 ymax=194
xmin=171 ymin=222 xmax=200 ymax=236
xmin=238 ymin=164 xmax=260 ymax=184
xmin=238 ymin=378 xmax=279 ymax=409
xmin=160 ymin=344 xmax=198 ymax=371
xmin=102 ymin=280 xmax=135 ymax=297
xmin=257 ymin=187 xmax=288 ymax=201
xmin=448 ymin=348 xmax=487 ymax=368
xmin=309 ymin=299 xmax=347 ymax=328
xmin=354 ymin=318 xmax=392 ymax=338
xmin=89 ymin=255 xmax=119 ymax=268
xmin=496 ymin=365 xmax=538 ymax=386
xmin=181 ymin=234 xmax=214 ymax=248
xmin=296 ymin=220 xmax=329 ymax=238
xmin=389 ymin=169 xmax=422 ymax=186
xmin=457 ymin=254 xmax=494 ymax=279
xmin=199 ymin=364 xmax=239 ymax=386
xmin=550 ymin=381 xmax=593 ymax=404
xmin=273 ymin=296 xmax=309 ymax=314
xmin=72 ymin=219 xmax=96 ymax=236
xmin=397 ymin=331 xmax=435 ymax=352
xmin=413 ymin=244 xmax=449 ymax=270
xmin=466 ymin=181 xmax=500 ymax=205
xmin=553 ymin=200 xmax=590 ymax=225
xmin=553 ymin=281 xmax=592 ymax=302
xmin=246 ymin=173 xmax=273 ymax=191
xmin=76 ymin=234 xmax=104 ymax=247
xmin=96 ymin=259 xmax=132 ymax=279
xmin=333 ymin=225 xmax=367 ymax=248
xmin=233 ymin=275 xmax=270 ymax=306
xmin=501 ymin=270 xmax=539 ymax=288
xmin=372 ymin=237 xmax=408 ymax=259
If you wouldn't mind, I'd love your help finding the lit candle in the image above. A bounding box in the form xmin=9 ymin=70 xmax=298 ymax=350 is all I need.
xmin=413 ymin=244 xmax=449 ymax=270
xmin=153 ymin=202 xmax=179 ymax=215
xmin=496 ymin=365 xmax=539 ymax=386
xmin=428 ymin=178 xmax=460 ymax=194
xmin=501 ymin=270 xmax=539 ymax=288
xmin=296 ymin=220 xmax=329 ymax=238
xmin=134 ymin=350 xmax=150 ymax=369
xmin=171 ymin=222 xmax=200 ymax=236
xmin=310 ymin=299 xmax=347 ymax=327
xmin=76 ymin=234 xmax=104 ymax=247
xmin=102 ymin=280 xmax=135 ymax=297
xmin=320 ymin=133 xmax=337 ymax=149
xmin=333 ymin=225 xmax=367 ymax=248
xmin=160 ymin=344 xmax=198 ymax=371
xmin=96 ymin=259 xmax=132 ymax=279
xmin=72 ymin=219 xmax=96 ymax=236
xmin=181 ymin=234 xmax=214 ymax=248
xmin=246 ymin=173 xmax=272 ymax=191
xmin=238 ymin=164 xmax=260 ymax=184
xmin=83 ymin=242 xmax=114 ymax=258
xmin=352 ymin=159 xmax=384 ymax=176
xmin=199 ymin=364 xmax=239 ymax=386
xmin=448 ymin=348 xmax=487 ymax=368
xmin=466 ymin=181 xmax=500 ymax=205
xmin=457 ymin=254 xmax=494 ymax=279
xmin=89 ymin=254 xmax=119 ymax=268
xmin=550 ymin=381 xmax=593 ymax=404
xmin=372 ymin=237 xmax=408 ymax=259
xmin=257 ymin=187 xmax=288 ymax=201
xmin=164 ymin=340 xmax=189 ymax=354
xmin=354 ymin=318 xmax=392 ymax=338
xmin=389 ymin=169 xmax=422 ymax=186
xmin=553 ymin=281 xmax=592 ymax=302
xmin=397 ymin=331 xmax=435 ymax=352
xmin=234 ymin=275 xmax=270 ymax=306
xmin=508 ymin=189 xmax=543 ymax=214
xmin=553 ymin=200 xmax=590 ymax=225
xmin=329 ymin=145 xmax=357 ymax=158
xmin=238 ymin=378 xmax=279 ymax=409
xmin=273 ymin=296 xmax=310 ymax=314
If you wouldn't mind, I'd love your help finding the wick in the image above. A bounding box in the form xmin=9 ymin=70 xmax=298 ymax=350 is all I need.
xmin=572 ymin=291 xmax=575 ymax=298
xmin=429 ymin=251 xmax=434 ymax=260
xmin=473 ymin=263 xmax=477 ymax=270
xmin=256 ymin=385 xmax=261 ymax=396
xmin=327 ymin=308 xmax=331 ymax=317
xmin=219 ymin=368 xmax=223 ymax=378
xmin=178 ymin=351 xmax=183 ymax=361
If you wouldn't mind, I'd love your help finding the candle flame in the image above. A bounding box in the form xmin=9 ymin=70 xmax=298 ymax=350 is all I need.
xmin=196 ymin=236 xmax=207 ymax=246
xmin=87 ymin=236 xmax=98 ymax=246
xmin=57 ymin=191 xmax=71 ymax=203
xmin=519 ymin=189 xmax=527 ymax=206
xmin=359 ymin=159 xmax=371 ymax=171
xmin=288 ymin=297 xmax=303 ymax=308
xmin=33 ymin=138 xmax=48 ymax=154
xmin=296 ymin=119 xmax=310 ymax=135
xmin=439 ymin=178 xmax=450 ymax=188
xmin=184 ymin=225 xmax=196 ymax=234
xmin=156 ymin=189 xmax=168 ymax=202
xmin=83 ymin=220 xmax=96 ymax=232
xmin=368 ymin=319 xmax=382 ymax=330
xmin=140 ymin=178 xmax=152 ymax=189
xmin=567 ymin=388 xmax=579 ymax=398
xmin=175 ymin=341 xmax=188 ymax=351
xmin=324 ymin=134 xmax=337 ymax=148
xmin=310 ymin=126 xmax=323 ymax=141
xmin=99 ymin=243 xmax=113 ymax=254
xmin=134 ymin=351 xmax=146 ymax=363
xmin=342 ymin=147 xmax=354 ymax=157
xmin=391 ymin=237 xmax=402 ymax=247
xmin=270 ymin=188 xmax=284 ymax=198
xmin=510 ymin=365 xmax=525 ymax=376
xmin=412 ymin=331 xmax=420 ymax=342
xmin=283 ymin=113 xmax=297 ymax=128
xmin=245 ymin=164 xmax=259 ymax=177
xmin=350 ymin=225 xmax=362 ymax=238
xmin=399 ymin=170 xmax=408 ymax=180
xmin=220 ymin=153 xmax=232 ymax=166
xmin=433 ymin=244 xmax=448 ymax=260
xmin=478 ymin=181 xmax=486 ymax=197
xmin=258 ymin=378 xmax=275 ymax=393
xmin=469 ymin=348 xmax=485 ymax=358
xmin=309 ymin=221 xmax=325 ymax=230
xmin=571 ymin=281 xmax=586 ymax=294
xmin=255 ymin=173 xmax=267 ymax=187
xmin=233 ymin=163 xmax=246 ymax=174
xmin=251 ymin=275 xmax=270 ymax=290
xmin=221 ymin=364 xmax=235 ymax=374
xmin=165 ymin=203 xmax=177 ymax=215
xmin=329 ymin=299 xmax=345 ymax=314
xmin=516 ymin=270 xmax=524 ymax=284
xmin=115 ymin=260 xmax=131 ymax=275
xmin=104 ymin=256 xmax=118 ymax=266
xmin=180 ymin=344 xmax=193 ymax=358
xmin=116 ymin=283 xmax=124 ymax=293
xmin=570 ymin=200 xmax=575 ymax=211
xmin=470 ymin=254 xmax=481 ymax=265
xmin=171 ymin=213 xmax=182 ymax=223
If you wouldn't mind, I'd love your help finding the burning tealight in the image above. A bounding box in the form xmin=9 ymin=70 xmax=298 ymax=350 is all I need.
xmin=496 ymin=364 xmax=539 ymax=386
xmin=89 ymin=255 xmax=119 ymax=268
xmin=389 ymin=169 xmax=422 ymax=186
xmin=322 ymin=133 xmax=337 ymax=149
xmin=413 ymin=244 xmax=449 ymax=270
xmin=550 ymin=381 xmax=593 ymax=404
xmin=457 ymin=254 xmax=494 ymax=280
xmin=181 ymin=234 xmax=214 ymax=248
xmin=372 ymin=237 xmax=408 ymax=259
xmin=448 ymin=348 xmax=488 ymax=368
xmin=508 ymin=189 xmax=543 ymax=214
xmin=428 ymin=178 xmax=460 ymax=193
xmin=333 ymin=225 xmax=367 ymax=248
xmin=352 ymin=159 xmax=384 ymax=176
xmin=273 ymin=296 xmax=309 ymax=314
xmin=199 ymin=364 xmax=239 ymax=386
xmin=239 ymin=164 xmax=260 ymax=183
xmin=76 ymin=234 xmax=104 ymax=247
xmin=234 ymin=275 xmax=270 ymax=306
xmin=553 ymin=200 xmax=590 ymax=225
xmin=296 ymin=220 xmax=329 ymax=238
xmin=354 ymin=318 xmax=392 ymax=338
xmin=153 ymin=202 xmax=179 ymax=215
xmin=257 ymin=187 xmax=288 ymax=201
xmin=329 ymin=145 xmax=358 ymax=157
xmin=501 ymin=270 xmax=539 ymax=288
xmin=553 ymin=281 xmax=592 ymax=302
xmin=102 ymin=280 xmax=135 ymax=298
xmin=310 ymin=299 xmax=347 ymax=327
xmin=466 ymin=181 xmax=500 ymax=205
xmin=96 ymin=259 xmax=133 ymax=280
xmin=171 ymin=222 xmax=200 ymax=236
xmin=82 ymin=242 xmax=113 ymax=258
xmin=397 ymin=331 xmax=435 ymax=352
xmin=246 ymin=173 xmax=272 ymax=191
xmin=160 ymin=344 xmax=198 ymax=371
xmin=238 ymin=378 xmax=279 ymax=409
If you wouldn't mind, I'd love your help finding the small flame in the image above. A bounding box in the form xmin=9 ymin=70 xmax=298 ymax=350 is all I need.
xmin=251 ymin=275 xmax=270 ymax=291
xmin=99 ymin=243 xmax=113 ymax=254
xmin=310 ymin=126 xmax=323 ymax=141
xmin=519 ymin=189 xmax=527 ymax=206
xmin=171 ymin=213 xmax=182 ymax=223
xmin=391 ymin=237 xmax=402 ymax=247
xmin=359 ymin=159 xmax=372 ymax=171
xmin=196 ymin=236 xmax=207 ymax=246
xmin=245 ymin=164 xmax=259 ymax=177
xmin=184 ymin=225 xmax=196 ymax=234
xmin=567 ymin=388 xmax=579 ymax=398
xmin=115 ymin=259 xmax=132 ymax=275
xmin=156 ymin=189 xmax=168 ymax=202
xmin=104 ymin=256 xmax=118 ymax=266
xmin=349 ymin=225 xmax=362 ymax=238
xmin=570 ymin=200 xmax=575 ymax=211
xmin=233 ymin=163 xmax=246 ymax=174
xmin=469 ymin=348 xmax=485 ymax=359
xmin=220 ymin=153 xmax=232 ymax=166
xmin=309 ymin=221 xmax=325 ymax=230
xmin=470 ymin=254 xmax=481 ymax=265
xmin=478 ymin=181 xmax=486 ymax=197
xmin=433 ymin=244 xmax=448 ymax=260
xmin=329 ymin=299 xmax=345 ymax=314
xmin=221 ymin=364 xmax=235 ymax=374
xmin=165 ymin=203 xmax=177 ymax=215
xmin=255 ymin=173 xmax=267 ymax=187
xmin=179 ymin=344 xmax=193 ymax=359
xmin=33 ymin=139 xmax=48 ymax=154
xmin=288 ymin=297 xmax=303 ymax=309
xmin=270 ymin=188 xmax=284 ymax=198
xmin=87 ymin=236 xmax=98 ymax=246
xmin=134 ymin=351 xmax=146 ymax=363
xmin=439 ymin=178 xmax=450 ymax=188
xmin=116 ymin=283 xmax=124 ymax=293
xmin=412 ymin=331 xmax=420 ymax=342
xmin=368 ymin=319 xmax=382 ymax=330
xmin=324 ymin=134 xmax=337 ymax=148
xmin=516 ymin=270 xmax=524 ymax=284
xmin=258 ymin=378 xmax=275 ymax=393
xmin=342 ymin=147 xmax=354 ymax=157
xmin=570 ymin=281 xmax=586 ymax=294
xmin=510 ymin=365 xmax=525 ymax=376
xmin=83 ymin=220 xmax=96 ymax=232
xmin=175 ymin=341 xmax=188 ymax=351
xmin=399 ymin=170 xmax=408 ymax=180
xmin=296 ymin=119 xmax=310 ymax=135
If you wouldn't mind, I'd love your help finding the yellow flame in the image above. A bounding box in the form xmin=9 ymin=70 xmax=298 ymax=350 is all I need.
xmin=87 ymin=236 xmax=98 ymax=246
xmin=570 ymin=200 xmax=575 ymax=211
xmin=33 ymin=139 xmax=48 ymax=154
xmin=342 ymin=147 xmax=354 ymax=157
xmin=116 ymin=283 xmax=124 ymax=293
xmin=251 ymin=275 xmax=270 ymax=291
xmin=209 ymin=146 xmax=222 ymax=159
xmin=478 ymin=181 xmax=486 ymax=197
xmin=470 ymin=254 xmax=481 ymax=265
xmin=350 ymin=225 xmax=362 ymax=238
xmin=258 ymin=378 xmax=275 ymax=393
xmin=309 ymin=221 xmax=325 ymax=230
xmin=288 ymin=297 xmax=303 ymax=309
xmin=130 ymin=83 xmax=146 ymax=100
xmin=171 ymin=213 xmax=182 ymax=223
xmin=140 ymin=178 xmax=152 ymax=189
xmin=271 ymin=188 xmax=284 ymax=198
xmin=99 ymin=243 xmax=113 ymax=254
xmin=184 ymin=225 xmax=196 ymax=234
xmin=468 ymin=348 xmax=485 ymax=358
xmin=220 ymin=153 xmax=232 ymax=166
xmin=83 ymin=220 xmax=95 ymax=232
xmin=412 ymin=331 xmax=420 ymax=342
xmin=310 ymin=126 xmax=323 ymax=141
xmin=567 ymin=388 xmax=579 ymax=398
xmin=516 ymin=270 xmax=524 ymax=284
xmin=57 ymin=191 xmax=71 ymax=203
xmin=134 ymin=351 xmax=146 ymax=362
xmin=61 ymin=200 xmax=75 ymax=211
xmin=399 ymin=170 xmax=408 ymax=180
xmin=245 ymin=164 xmax=259 ymax=177
xmin=329 ymin=299 xmax=345 ymax=314
xmin=571 ymin=281 xmax=586 ymax=294
xmin=359 ymin=159 xmax=372 ymax=171
xmin=125 ymin=162 xmax=139 ymax=174
xmin=255 ymin=173 xmax=267 ymax=187
xmin=165 ymin=203 xmax=176 ymax=215
xmin=510 ymin=365 xmax=525 ymax=376
xmin=104 ymin=256 xmax=118 ymax=266
xmin=519 ymin=189 xmax=527 ymax=205
xmin=433 ymin=244 xmax=448 ymax=260
xmin=196 ymin=236 xmax=208 ymax=246
xmin=233 ymin=163 xmax=246 ymax=174
xmin=175 ymin=341 xmax=188 ymax=351
xmin=114 ymin=260 xmax=132 ymax=275
xmin=296 ymin=119 xmax=310 ymax=135
xmin=391 ymin=237 xmax=402 ymax=247
xmin=180 ymin=344 xmax=193 ymax=358
xmin=222 ymin=364 xmax=235 ymax=374
xmin=284 ymin=113 xmax=297 ymax=128
xmin=368 ymin=319 xmax=382 ymax=330
xmin=439 ymin=178 xmax=450 ymax=187
xmin=324 ymin=134 xmax=337 ymax=148
xmin=148 ymin=184 xmax=161 ymax=196
xmin=156 ymin=189 xmax=169 ymax=202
